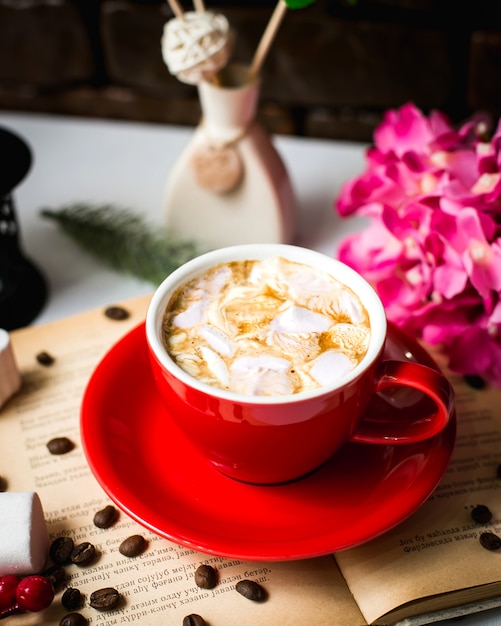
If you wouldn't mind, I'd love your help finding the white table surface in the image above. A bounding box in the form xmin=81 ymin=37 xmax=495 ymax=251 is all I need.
xmin=0 ymin=110 xmax=369 ymax=326
xmin=1 ymin=111 xmax=500 ymax=626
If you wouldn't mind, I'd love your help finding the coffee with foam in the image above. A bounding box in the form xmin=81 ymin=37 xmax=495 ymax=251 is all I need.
xmin=161 ymin=256 xmax=370 ymax=396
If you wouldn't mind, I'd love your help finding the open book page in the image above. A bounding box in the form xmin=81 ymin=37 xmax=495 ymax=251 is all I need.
xmin=335 ymin=355 xmax=501 ymax=626
xmin=1 ymin=295 xmax=366 ymax=626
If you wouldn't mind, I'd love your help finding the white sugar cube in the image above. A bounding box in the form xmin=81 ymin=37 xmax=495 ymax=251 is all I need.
xmin=0 ymin=492 xmax=49 ymax=575
xmin=0 ymin=329 xmax=21 ymax=410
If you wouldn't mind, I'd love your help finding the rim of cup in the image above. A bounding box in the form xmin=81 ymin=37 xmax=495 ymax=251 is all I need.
xmin=145 ymin=244 xmax=387 ymax=405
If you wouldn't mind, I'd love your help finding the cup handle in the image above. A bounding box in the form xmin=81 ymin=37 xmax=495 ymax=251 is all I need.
xmin=350 ymin=360 xmax=455 ymax=444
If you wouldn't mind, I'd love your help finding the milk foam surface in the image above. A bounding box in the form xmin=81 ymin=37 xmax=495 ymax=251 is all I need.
xmin=162 ymin=257 xmax=371 ymax=396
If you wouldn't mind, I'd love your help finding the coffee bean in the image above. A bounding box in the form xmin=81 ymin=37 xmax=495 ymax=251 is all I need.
xmin=50 ymin=537 xmax=75 ymax=565
xmin=194 ymin=564 xmax=218 ymax=589
xmin=183 ymin=615 xmax=206 ymax=626
xmin=47 ymin=436 xmax=74 ymax=455
xmin=479 ymin=531 xmax=501 ymax=551
xmin=471 ymin=504 xmax=493 ymax=524
xmin=0 ymin=475 xmax=7 ymax=492
xmin=36 ymin=350 xmax=55 ymax=366
xmin=118 ymin=534 xmax=147 ymax=557
xmin=71 ymin=542 xmax=96 ymax=566
xmin=62 ymin=587 xmax=83 ymax=611
xmin=60 ymin=613 xmax=88 ymax=626
xmin=42 ymin=564 xmax=66 ymax=589
xmin=497 ymin=463 xmax=501 ymax=479
xmin=89 ymin=587 xmax=121 ymax=611
xmin=235 ymin=579 xmax=267 ymax=602
xmin=463 ymin=374 xmax=486 ymax=389
xmin=104 ymin=306 xmax=130 ymax=321
xmin=93 ymin=504 xmax=118 ymax=529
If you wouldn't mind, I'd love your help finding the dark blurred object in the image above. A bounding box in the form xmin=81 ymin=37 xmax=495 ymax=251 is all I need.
xmin=0 ymin=127 xmax=47 ymax=329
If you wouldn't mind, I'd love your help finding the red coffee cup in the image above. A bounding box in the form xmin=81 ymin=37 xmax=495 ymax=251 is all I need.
xmin=145 ymin=244 xmax=454 ymax=485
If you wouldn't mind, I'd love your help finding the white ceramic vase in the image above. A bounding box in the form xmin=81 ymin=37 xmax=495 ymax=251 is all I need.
xmin=164 ymin=64 xmax=296 ymax=248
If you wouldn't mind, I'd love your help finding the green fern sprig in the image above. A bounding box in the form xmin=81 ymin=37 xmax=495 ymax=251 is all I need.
xmin=41 ymin=203 xmax=207 ymax=285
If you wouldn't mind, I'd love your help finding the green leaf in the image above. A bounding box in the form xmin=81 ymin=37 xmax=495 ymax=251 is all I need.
xmin=40 ymin=203 xmax=206 ymax=286
xmin=283 ymin=0 xmax=316 ymax=8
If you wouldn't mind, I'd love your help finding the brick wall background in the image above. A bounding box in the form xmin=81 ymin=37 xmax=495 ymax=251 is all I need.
xmin=1 ymin=0 xmax=501 ymax=142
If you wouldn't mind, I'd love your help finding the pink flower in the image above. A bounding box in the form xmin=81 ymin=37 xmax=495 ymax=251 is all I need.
xmin=335 ymin=103 xmax=501 ymax=386
xmin=447 ymin=302 xmax=501 ymax=382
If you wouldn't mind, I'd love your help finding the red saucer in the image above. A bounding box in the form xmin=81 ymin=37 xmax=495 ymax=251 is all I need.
xmin=80 ymin=322 xmax=456 ymax=561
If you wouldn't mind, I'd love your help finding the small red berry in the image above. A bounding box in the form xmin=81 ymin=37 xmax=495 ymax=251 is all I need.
xmin=16 ymin=576 xmax=54 ymax=612
xmin=0 ymin=576 xmax=19 ymax=610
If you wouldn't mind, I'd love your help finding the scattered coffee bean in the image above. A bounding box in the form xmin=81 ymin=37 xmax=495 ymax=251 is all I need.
xmin=104 ymin=306 xmax=130 ymax=321
xmin=471 ymin=504 xmax=493 ymax=524
xmin=89 ymin=587 xmax=121 ymax=611
xmin=463 ymin=374 xmax=486 ymax=389
xmin=47 ymin=436 xmax=74 ymax=455
xmin=497 ymin=463 xmax=501 ymax=479
xmin=194 ymin=564 xmax=218 ymax=589
xmin=0 ymin=475 xmax=7 ymax=492
xmin=61 ymin=587 xmax=83 ymax=611
xmin=183 ymin=615 xmax=206 ymax=626
xmin=235 ymin=579 xmax=267 ymax=602
xmin=60 ymin=612 xmax=88 ymax=626
xmin=71 ymin=541 xmax=96 ymax=566
xmin=479 ymin=531 xmax=501 ymax=551
xmin=93 ymin=504 xmax=118 ymax=529
xmin=42 ymin=564 xmax=66 ymax=589
xmin=118 ymin=534 xmax=147 ymax=557
xmin=50 ymin=537 xmax=75 ymax=565
xmin=36 ymin=350 xmax=55 ymax=366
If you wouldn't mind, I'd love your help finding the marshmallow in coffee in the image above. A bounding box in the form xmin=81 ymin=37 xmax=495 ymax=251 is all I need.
xmin=162 ymin=257 xmax=370 ymax=396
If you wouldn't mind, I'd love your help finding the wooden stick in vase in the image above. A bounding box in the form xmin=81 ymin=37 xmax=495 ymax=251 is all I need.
xmin=248 ymin=0 xmax=288 ymax=80
xmin=193 ymin=0 xmax=206 ymax=11
xmin=166 ymin=0 xmax=184 ymax=19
